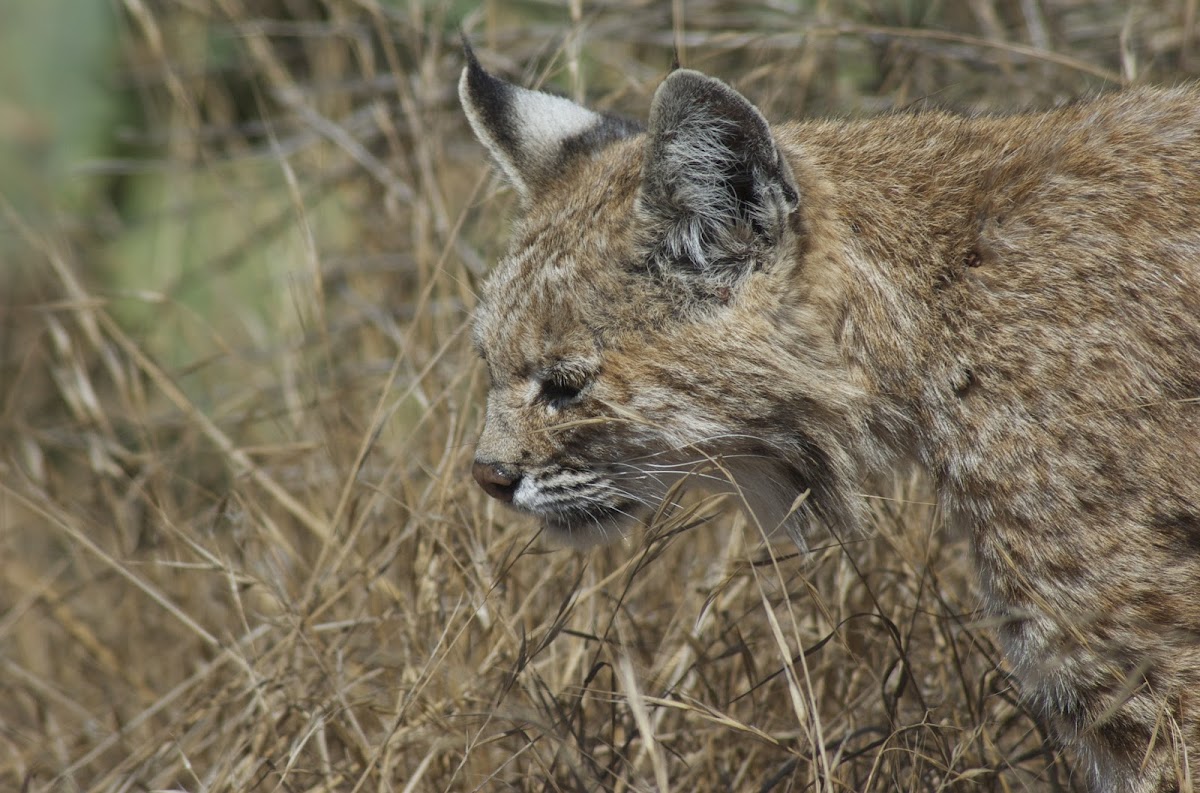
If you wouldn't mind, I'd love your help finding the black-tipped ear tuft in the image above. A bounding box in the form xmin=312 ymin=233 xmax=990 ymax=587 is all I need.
xmin=458 ymin=43 xmax=642 ymax=203
xmin=461 ymin=30 xmax=475 ymax=65
xmin=460 ymin=41 xmax=520 ymax=160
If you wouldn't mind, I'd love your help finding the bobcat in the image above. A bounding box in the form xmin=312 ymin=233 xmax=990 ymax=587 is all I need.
xmin=460 ymin=44 xmax=1200 ymax=792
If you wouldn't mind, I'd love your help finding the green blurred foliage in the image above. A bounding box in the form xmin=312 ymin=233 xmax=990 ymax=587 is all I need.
xmin=0 ymin=0 xmax=120 ymax=224
xmin=0 ymin=1 xmax=357 ymax=373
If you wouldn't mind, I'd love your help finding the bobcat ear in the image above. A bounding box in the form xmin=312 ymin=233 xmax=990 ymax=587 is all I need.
xmin=638 ymin=69 xmax=799 ymax=280
xmin=459 ymin=42 xmax=641 ymax=202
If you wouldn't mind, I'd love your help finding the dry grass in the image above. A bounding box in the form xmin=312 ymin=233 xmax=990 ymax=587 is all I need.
xmin=3 ymin=1 xmax=1199 ymax=791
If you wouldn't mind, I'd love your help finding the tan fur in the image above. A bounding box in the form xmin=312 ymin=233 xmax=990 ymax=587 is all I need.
xmin=462 ymin=56 xmax=1200 ymax=792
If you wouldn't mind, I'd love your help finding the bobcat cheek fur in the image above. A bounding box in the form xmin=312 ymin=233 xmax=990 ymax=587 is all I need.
xmin=461 ymin=44 xmax=1200 ymax=792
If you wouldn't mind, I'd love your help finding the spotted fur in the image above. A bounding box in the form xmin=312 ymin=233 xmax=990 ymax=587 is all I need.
xmin=461 ymin=51 xmax=1200 ymax=791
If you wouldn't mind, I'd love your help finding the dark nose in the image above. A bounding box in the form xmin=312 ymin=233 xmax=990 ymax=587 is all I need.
xmin=472 ymin=461 xmax=520 ymax=503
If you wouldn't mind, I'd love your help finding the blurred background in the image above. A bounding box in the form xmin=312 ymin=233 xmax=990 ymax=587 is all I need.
xmin=1 ymin=2 xmax=1195 ymax=791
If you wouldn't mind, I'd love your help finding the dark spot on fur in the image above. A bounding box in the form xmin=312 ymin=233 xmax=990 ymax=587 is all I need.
xmin=993 ymin=609 xmax=1031 ymax=651
xmin=1094 ymin=711 xmax=1153 ymax=769
xmin=963 ymin=247 xmax=984 ymax=267
xmin=934 ymin=268 xmax=958 ymax=290
xmin=1151 ymin=512 xmax=1200 ymax=555
xmin=953 ymin=368 xmax=977 ymax=398
xmin=1043 ymin=554 xmax=1088 ymax=587
xmin=1165 ymin=370 xmax=1200 ymax=402
xmin=1131 ymin=586 xmax=1178 ymax=628
xmin=786 ymin=434 xmax=842 ymax=523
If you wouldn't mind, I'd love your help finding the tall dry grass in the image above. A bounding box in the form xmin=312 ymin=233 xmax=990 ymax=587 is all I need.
xmin=2 ymin=1 xmax=1197 ymax=791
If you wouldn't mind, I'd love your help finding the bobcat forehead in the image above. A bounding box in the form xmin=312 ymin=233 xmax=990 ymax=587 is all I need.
xmin=473 ymin=146 xmax=657 ymax=361
xmin=461 ymin=45 xmax=1200 ymax=793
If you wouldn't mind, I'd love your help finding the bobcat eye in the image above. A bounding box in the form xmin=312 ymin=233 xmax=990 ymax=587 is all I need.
xmin=540 ymin=378 xmax=582 ymax=406
xmin=535 ymin=362 xmax=594 ymax=410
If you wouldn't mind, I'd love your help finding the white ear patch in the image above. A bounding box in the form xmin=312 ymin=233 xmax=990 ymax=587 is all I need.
xmin=458 ymin=66 xmax=603 ymax=198
xmin=458 ymin=46 xmax=641 ymax=201
xmin=506 ymin=88 xmax=605 ymax=166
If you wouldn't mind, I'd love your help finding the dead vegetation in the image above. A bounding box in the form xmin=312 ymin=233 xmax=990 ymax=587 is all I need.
xmin=3 ymin=1 xmax=1198 ymax=791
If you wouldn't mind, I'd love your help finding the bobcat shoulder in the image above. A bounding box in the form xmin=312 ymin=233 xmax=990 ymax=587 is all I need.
xmin=460 ymin=44 xmax=1200 ymax=792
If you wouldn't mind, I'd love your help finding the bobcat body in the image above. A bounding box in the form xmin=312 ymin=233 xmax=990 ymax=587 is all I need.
xmin=461 ymin=46 xmax=1200 ymax=791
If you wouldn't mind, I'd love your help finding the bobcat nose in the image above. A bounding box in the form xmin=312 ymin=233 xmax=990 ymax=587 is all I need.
xmin=472 ymin=461 xmax=521 ymax=503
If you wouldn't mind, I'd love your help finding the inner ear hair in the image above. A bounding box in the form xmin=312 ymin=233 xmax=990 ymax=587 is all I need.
xmin=637 ymin=69 xmax=800 ymax=283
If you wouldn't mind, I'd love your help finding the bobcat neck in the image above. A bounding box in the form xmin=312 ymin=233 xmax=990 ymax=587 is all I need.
xmin=786 ymin=105 xmax=1200 ymax=789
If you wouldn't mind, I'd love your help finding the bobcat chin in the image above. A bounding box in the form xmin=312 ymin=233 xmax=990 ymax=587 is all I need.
xmin=460 ymin=43 xmax=1200 ymax=792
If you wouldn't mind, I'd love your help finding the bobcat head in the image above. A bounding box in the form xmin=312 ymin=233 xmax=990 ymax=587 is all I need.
xmin=460 ymin=46 xmax=868 ymax=547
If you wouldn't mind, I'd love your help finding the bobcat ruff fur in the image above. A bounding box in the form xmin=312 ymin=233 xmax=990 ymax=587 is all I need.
xmin=460 ymin=45 xmax=1200 ymax=791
